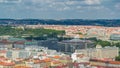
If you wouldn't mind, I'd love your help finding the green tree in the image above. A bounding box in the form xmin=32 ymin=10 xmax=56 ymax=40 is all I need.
xmin=115 ymin=56 xmax=120 ymax=61
xmin=96 ymin=40 xmax=111 ymax=47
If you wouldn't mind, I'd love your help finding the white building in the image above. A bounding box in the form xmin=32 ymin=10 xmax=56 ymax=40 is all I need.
xmin=75 ymin=45 xmax=119 ymax=60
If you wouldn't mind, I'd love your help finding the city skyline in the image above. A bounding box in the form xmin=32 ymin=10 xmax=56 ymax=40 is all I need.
xmin=0 ymin=0 xmax=120 ymax=19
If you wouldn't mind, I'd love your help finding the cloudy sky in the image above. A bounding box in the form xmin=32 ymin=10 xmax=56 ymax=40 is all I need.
xmin=0 ymin=0 xmax=120 ymax=19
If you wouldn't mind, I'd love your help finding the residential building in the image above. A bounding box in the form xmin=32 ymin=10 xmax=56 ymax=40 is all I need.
xmin=6 ymin=50 xmax=30 ymax=59
xmin=110 ymin=34 xmax=120 ymax=40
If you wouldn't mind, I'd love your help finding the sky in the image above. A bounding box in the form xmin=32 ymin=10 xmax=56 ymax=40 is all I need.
xmin=0 ymin=0 xmax=120 ymax=19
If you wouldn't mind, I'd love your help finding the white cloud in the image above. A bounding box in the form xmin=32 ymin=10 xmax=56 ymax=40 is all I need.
xmin=76 ymin=6 xmax=82 ymax=9
xmin=0 ymin=0 xmax=22 ymax=3
xmin=0 ymin=0 xmax=4 ymax=3
xmin=85 ymin=0 xmax=101 ymax=5
xmin=0 ymin=0 xmax=105 ymax=12
xmin=66 ymin=1 xmax=77 ymax=5
xmin=48 ymin=2 xmax=70 ymax=11
xmin=86 ymin=6 xmax=109 ymax=10
xmin=31 ymin=0 xmax=54 ymax=4
xmin=57 ymin=6 xmax=70 ymax=11
xmin=115 ymin=3 xmax=120 ymax=10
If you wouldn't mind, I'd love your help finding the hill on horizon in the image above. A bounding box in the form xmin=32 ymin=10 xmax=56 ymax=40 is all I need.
xmin=0 ymin=19 xmax=120 ymax=27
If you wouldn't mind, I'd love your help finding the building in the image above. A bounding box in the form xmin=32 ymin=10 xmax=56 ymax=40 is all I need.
xmin=25 ymin=40 xmax=38 ymax=47
xmin=110 ymin=34 xmax=120 ymax=40
xmin=59 ymin=38 xmax=94 ymax=52
xmin=25 ymin=46 xmax=48 ymax=52
xmin=86 ymin=28 xmax=107 ymax=40
xmin=13 ymin=41 xmax=25 ymax=49
xmin=75 ymin=44 xmax=119 ymax=60
xmin=0 ymin=56 xmax=15 ymax=68
xmin=0 ymin=50 xmax=6 ymax=57
xmin=0 ymin=35 xmax=13 ymax=39
xmin=0 ymin=40 xmax=13 ymax=49
xmin=38 ymin=38 xmax=60 ymax=51
xmin=6 ymin=50 xmax=30 ymax=59
xmin=71 ymin=52 xmax=90 ymax=63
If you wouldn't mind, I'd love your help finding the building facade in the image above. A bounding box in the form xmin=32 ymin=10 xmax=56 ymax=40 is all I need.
xmin=75 ymin=45 xmax=119 ymax=59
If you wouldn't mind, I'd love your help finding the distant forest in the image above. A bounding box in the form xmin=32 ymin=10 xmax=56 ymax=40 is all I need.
xmin=0 ymin=19 xmax=120 ymax=27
